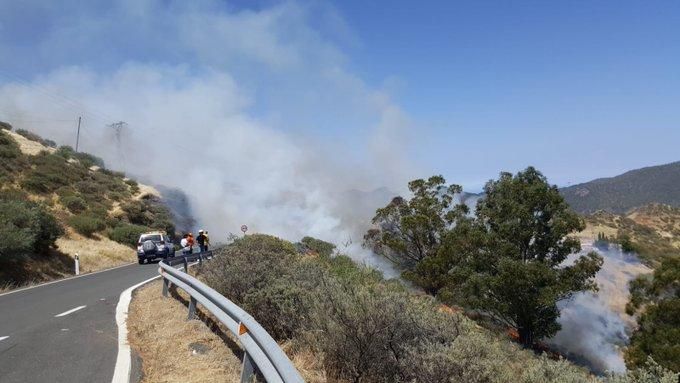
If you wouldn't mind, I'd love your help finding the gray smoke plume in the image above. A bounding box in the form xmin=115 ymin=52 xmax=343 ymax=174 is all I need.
xmin=0 ymin=1 xmax=417 ymax=274
xmin=549 ymin=243 xmax=652 ymax=374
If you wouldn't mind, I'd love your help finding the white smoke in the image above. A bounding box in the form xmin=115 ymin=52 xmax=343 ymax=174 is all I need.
xmin=0 ymin=1 xmax=416 ymax=268
xmin=549 ymin=243 xmax=652 ymax=374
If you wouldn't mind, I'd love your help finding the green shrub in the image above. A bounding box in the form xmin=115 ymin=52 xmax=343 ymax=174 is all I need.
xmin=56 ymin=186 xmax=77 ymax=198
xmin=75 ymin=180 xmax=105 ymax=196
xmin=99 ymin=168 xmax=125 ymax=178
xmin=308 ymin=279 xmax=462 ymax=382
xmin=60 ymin=195 xmax=87 ymax=214
xmin=68 ymin=214 xmax=105 ymax=237
xmin=607 ymin=358 xmax=679 ymax=383
xmin=0 ymin=197 xmax=63 ymax=257
xmin=55 ymin=145 xmax=75 ymax=159
xmin=72 ymin=152 xmax=105 ymax=168
xmin=229 ymin=233 xmax=297 ymax=255
xmin=22 ymin=152 xmax=86 ymax=194
xmin=0 ymin=130 xmax=21 ymax=159
xmin=108 ymin=223 xmax=150 ymax=247
xmin=299 ymin=236 xmax=336 ymax=258
xmin=124 ymin=179 xmax=140 ymax=194
xmin=0 ymin=121 xmax=12 ymax=130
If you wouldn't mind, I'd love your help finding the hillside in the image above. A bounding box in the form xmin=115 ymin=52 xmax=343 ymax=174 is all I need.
xmin=0 ymin=124 xmax=175 ymax=288
xmin=560 ymin=161 xmax=680 ymax=214
xmin=578 ymin=203 xmax=680 ymax=266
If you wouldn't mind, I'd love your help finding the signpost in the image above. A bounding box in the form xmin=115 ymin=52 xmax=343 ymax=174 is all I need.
xmin=241 ymin=225 xmax=248 ymax=235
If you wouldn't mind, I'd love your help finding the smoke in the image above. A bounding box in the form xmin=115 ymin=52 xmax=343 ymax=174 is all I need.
xmin=549 ymin=243 xmax=652 ymax=374
xmin=0 ymin=1 xmax=416 ymax=270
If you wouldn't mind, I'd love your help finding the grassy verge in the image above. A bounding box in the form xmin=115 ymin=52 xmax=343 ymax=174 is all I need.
xmin=127 ymin=280 xmax=243 ymax=383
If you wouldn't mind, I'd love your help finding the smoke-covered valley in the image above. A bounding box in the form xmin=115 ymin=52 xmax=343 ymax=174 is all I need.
xmin=550 ymin=243 xmax=652 ymax=374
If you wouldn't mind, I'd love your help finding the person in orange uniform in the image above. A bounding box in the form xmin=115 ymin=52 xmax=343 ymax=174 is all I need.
xmin=186 ymin=232 xmax=195 ymax=254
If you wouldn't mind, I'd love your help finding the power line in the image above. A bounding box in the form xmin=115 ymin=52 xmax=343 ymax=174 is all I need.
xmin=0 ymin=70 xmax=117 ymax=124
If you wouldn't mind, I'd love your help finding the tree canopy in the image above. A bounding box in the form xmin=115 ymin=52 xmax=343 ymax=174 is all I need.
xmin=365 ymin=167 xmax=603 ymax=347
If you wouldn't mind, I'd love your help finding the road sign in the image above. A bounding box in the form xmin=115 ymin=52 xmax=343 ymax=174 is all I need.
xmin=241 ymin=225 xmax=248 ymax=234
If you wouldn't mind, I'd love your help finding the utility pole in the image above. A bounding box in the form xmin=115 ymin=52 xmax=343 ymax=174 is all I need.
xmin=75 ymin=116 xmax=81 ymax=152
xmin=108 ymin=121 xmax=128 ymax=171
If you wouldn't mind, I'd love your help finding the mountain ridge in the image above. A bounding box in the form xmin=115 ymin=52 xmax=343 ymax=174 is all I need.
xmin=559 ymin=161 xmax=680 ymax=214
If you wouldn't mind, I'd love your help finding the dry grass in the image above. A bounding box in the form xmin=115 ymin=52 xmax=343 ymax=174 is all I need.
xmin=55 ymin=228 xmax=136 ymax=273
xmin=6 ymin=130 xmax=55 ymax=155
xmin=281 ymin=342 xmax=328 ymax=383
xmin=128 ymin=280 xmax=331 ymax=383
xmin=128 ymin=281 xmax=244 ymax=383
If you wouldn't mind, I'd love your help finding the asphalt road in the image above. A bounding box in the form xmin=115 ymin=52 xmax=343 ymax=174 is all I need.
xmin=0 ymin=261 xmax=161 ymax=383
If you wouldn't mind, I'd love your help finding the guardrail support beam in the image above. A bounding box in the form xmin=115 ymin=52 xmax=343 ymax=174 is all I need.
xmin=240 ymin=351 xmax=257 ymax=383
xmin=162 ymin=278 xmax=169 ymax=297
xmin=188 ymin=296 xmax=197 ymax=320
xmin=183 ymin=257 xmax=189 ymax=273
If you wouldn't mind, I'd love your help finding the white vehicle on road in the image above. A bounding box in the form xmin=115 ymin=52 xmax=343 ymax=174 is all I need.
xmin=137 ymin=232 xmax=173 ymax=264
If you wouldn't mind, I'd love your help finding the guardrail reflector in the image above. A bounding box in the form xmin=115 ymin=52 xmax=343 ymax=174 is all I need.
xmin=238 ymin=322 xmax=249 ymax=335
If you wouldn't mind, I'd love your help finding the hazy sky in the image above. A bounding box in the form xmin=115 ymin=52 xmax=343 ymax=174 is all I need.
xmin=1 ymin=0 xmax=678 ymax=190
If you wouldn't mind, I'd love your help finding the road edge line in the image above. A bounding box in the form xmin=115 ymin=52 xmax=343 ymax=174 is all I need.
xmin=111 ymin=273 xmax=161 ymax=383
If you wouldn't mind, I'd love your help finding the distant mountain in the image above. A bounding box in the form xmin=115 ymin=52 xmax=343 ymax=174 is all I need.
xmin=560 ymin=161 xmax=680 ymax=214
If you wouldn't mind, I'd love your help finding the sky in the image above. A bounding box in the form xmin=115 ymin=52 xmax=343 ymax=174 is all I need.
xmin=1 ymin=1 xmax=679 ymax=191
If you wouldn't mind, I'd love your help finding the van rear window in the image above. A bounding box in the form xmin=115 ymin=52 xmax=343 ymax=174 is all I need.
xmin=140 ymin=234 xmax=162 ymax=242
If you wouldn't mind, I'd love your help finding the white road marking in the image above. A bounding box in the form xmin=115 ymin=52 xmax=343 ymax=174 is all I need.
xmin=111 ymin=261 xmax=199 ymax=383
xmin=54 ymin=305 xmax=87 ymax=317
xmin=61 ymin=329 xmax=69 ymax=332
xmin=0 ymin=336 xmax=9 ymax=341
xmin=111 ymin=274 xmax=161 ymax=383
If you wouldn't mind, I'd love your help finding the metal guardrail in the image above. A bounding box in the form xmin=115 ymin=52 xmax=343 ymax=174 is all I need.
xmin=158 ymin=252 xmax=305 ymax=383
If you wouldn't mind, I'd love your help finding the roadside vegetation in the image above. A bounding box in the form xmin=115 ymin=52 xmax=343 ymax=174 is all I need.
xmin=189 ymin=233 xmax=677 ymax=382
xmin=0 ymin=126 xmax=174 ymax=287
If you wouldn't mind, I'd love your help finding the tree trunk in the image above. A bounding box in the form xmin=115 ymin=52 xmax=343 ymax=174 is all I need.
xmin=517 ymin=325 xmax=534 ymax=347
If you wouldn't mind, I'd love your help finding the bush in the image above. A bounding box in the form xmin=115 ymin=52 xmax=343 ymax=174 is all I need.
xmin=60 ymin=195 xmax=87 ymax=214
xmin=228 ymin=233 xmax=297 ymax=255
xmin=125 ymin=179 xmax=140 ymax=194
xmin=0 ymin=197 xmax=63 ymax=257
xmin=0 ymin=130 xmax=21 ymax=159
xmin=72 ymin=152 xmax=105 ymax=168
xmin=108 ymin=223 xmax=150 ymax=247
xmin=299 ymin=236 xmax=336 ymax=258
xmin=0 ymin=121 xmax=12 ymax=130
xmin=68 ymin=214 xmax=106 ymax=237
xmin=121 ymin=198 xmax=175 ymax=235
xmin=75 ymin=180 xmax=105 ymax=196
xmin=308 ymin=280 xmax=461 ymax=382
xmin=55 ymin=145 xmax=75 ymax=159
xmin=22 ymin=152 xmax=85 ymax=194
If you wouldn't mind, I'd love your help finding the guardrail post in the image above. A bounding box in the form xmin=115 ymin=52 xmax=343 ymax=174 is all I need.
xmin=198 ymin=253 xmax=203 ymax=266
xmin=162 ymin=278 xmax=169 ymax=297
xmin=188 ymin=296 xmax=197 ymax=320
xmin=183 ymin=257 xmax=188 ymax=272
xmin=240 ymin=351 xmax=256 ymax=383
